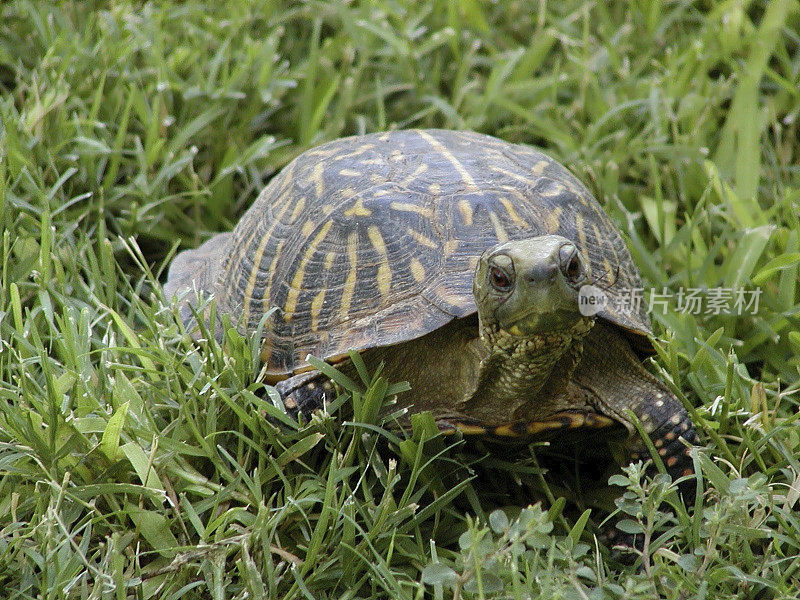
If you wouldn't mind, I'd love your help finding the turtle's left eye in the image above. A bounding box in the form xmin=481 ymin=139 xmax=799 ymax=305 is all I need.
xmin=559 ymin=245 xmax=584 ymax=282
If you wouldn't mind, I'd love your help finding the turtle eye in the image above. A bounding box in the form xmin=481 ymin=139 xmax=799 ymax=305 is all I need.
xmin=559 ymin=246 xmax=584 ymax=282
xmin=489 ymin=266 xmax=513 ymax=291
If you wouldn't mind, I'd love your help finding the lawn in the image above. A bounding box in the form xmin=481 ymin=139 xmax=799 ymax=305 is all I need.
xmin=1 ymin=1 xmax=799 ymax=598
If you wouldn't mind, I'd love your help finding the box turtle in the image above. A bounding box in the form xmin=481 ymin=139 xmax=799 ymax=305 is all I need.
xmin=165 ymin=129 xmax=697 ymax=484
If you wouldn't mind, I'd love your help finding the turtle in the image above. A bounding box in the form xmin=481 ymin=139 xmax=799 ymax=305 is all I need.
xmin=164 ymin=128 xmax=697 ymax=487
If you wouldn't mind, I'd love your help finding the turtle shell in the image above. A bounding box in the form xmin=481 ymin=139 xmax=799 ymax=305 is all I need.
xmin=166 ymin=129 xmax=650 ymax=378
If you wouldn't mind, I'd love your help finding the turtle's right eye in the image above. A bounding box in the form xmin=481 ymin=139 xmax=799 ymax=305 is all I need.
xmin=489 ymin=265 xmax=513 ymax=291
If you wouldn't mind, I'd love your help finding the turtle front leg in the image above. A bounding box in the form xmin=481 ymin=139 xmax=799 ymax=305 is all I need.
xmin=574 ymin=324 xmax=698 ymax=489
xmin=274 ymin=371 xmax=336 ymax=420
xmin=613 ymin=359 xmax=698 ymax=495
xmin=601 ymin=386 xmax=698 ymax=555
xmin=571 ymin=325 xmax=699 ymax=556
xmin=626 ymin=389 xmax=698 ymax=490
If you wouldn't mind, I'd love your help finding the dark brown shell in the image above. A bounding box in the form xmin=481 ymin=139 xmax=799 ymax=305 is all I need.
xmin=165 ymin=129 xmax=650 ymax=377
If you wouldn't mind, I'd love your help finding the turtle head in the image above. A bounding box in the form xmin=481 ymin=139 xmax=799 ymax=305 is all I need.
xmin=474 ymin=235 xmax=590 ymax=336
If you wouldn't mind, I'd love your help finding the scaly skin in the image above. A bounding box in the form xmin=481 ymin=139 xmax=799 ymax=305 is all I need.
xmin=456 ymin=318 xmax=594 ymax=424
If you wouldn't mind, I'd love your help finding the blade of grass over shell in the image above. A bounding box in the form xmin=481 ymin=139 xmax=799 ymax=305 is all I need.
xmin=306 ymin=355 xmax=361 ymax=394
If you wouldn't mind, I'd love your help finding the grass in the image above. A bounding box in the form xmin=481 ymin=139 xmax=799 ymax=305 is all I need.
xmin=1 ymin=0 xmax=799 ymax=598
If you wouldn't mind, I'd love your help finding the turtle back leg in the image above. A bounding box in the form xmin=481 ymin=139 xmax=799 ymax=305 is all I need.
xmin=164 ymin=232 xmax=232 ymax=301
xmin=275 ymin=371 xmax=336 ymax=419
xmin=164 ymin=232 xmax=233 ymax=339
xmin=573 ymin=323 xmax=698 ymax=489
